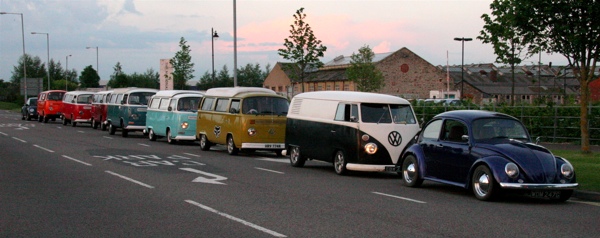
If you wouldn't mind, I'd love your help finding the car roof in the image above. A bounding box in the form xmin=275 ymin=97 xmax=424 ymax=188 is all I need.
xmin=434 ymin=110 xmax=518 ymax=123
xmin=65 ymin=91 xmax=94 ymax=96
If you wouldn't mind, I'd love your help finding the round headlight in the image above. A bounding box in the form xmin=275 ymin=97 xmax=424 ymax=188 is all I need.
xmin=505 ymin=163 xmax=519 ymax=178
xmin=181 ymin=122 xmax=189 ymax=129
xmin=29 ymin=108 xmax=35 ymax=112
xmin=561 ymin=163 xmax=574 ymax=179
xmin=364 ymin=142 xmax=378 ymax=154
xmin=130 ymin=114 xmax=138 ymax=120
xmin=247 ymin=128 xmax=256 ymax=136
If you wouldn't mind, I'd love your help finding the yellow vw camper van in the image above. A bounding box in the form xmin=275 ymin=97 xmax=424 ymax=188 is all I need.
xmin=196 ymin=87 xmax=289 ymax=156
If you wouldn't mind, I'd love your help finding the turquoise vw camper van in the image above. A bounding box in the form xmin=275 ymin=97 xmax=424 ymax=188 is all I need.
xmin=106 ymin=88 xmax=158 ymax=137
xmin=145 ymin=90 xmax=204 ymax=144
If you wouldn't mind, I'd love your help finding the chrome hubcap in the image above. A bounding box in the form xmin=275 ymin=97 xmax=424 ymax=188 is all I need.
xmin=474 ymin=173 xmax=490 ymax=197
xmin=291 ymin=147 xmax=299 ymax=163
xmin=404 ymin=163 xmax=416 ymax=183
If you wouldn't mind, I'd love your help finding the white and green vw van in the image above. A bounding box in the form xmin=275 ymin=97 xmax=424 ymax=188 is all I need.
xmin=106 ymin=88 xmax=158 ymax=137
xmin=145 ymin=90 xmax=204 ymax=144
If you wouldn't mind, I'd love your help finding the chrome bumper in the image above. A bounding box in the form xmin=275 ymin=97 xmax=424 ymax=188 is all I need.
xmin=499 ymin=182 xmax=578 ymax=190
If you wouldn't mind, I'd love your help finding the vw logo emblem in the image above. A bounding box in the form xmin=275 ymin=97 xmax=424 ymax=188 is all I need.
xmin=388 ymin=131 xmax=402 ymax=147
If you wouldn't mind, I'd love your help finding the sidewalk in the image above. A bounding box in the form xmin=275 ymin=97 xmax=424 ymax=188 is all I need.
xmin=540 ymin=142 xmax=600 ymax=202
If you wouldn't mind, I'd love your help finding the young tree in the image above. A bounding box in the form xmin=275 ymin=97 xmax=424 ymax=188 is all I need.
xmin=48 ymin=59 xmax=65 ymax=90
xmin=170 ymin=37 xmax=195 ymax=90
xmin=278 ymin=7 xmax=327 ymax=93
xmin=478 ymin=0 xmax=531 ymax=106
xmin=499 ymin=0 xmax=600 ymax=153
xmin=346 ymin=45 xmax=385 ymax=92
xmin=108 ymin=62 xmax=128 ymax=88
xmin=79 ymin=65 xmax=100 ymax=88
xmin=11 ymin=54 xmax=46 ymax=84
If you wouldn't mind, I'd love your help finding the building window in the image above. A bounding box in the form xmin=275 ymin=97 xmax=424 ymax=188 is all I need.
xmin=327 ymin=85 xmax=331 ymax=90
xmin=335 ymin=84 xmax=340 ymax=91
xmin=344 ymin=84 xmax=350 ymax=91
xmin=318 ymin=85 xmax=323 ymax=91
xmin=278 ymin=86 xmax=283 ymax=92
xmin=309 ymin=85 xmax=314 ymax=91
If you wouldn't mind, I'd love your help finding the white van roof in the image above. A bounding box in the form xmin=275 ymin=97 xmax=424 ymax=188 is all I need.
xmin=153 ymin=90 xmax=204 ymax=98
xmin=94 ymin=90 xmax=113 ymax=95
xmin=293 ymin=91 xmax=410 ymax=104
xmin=111 ymin=87 xmax=158 ymax=94
xmin=204 ymin=87 xmax=276 ymax=97
xmin=65 ymin=91 xmax=94 ymax=96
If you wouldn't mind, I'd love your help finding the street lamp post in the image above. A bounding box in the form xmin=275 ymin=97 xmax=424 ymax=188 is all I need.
xmin=66 ymin=55 xmax=71 ymax=91
xmin=86 ymin=46 xmax=99 ymax=78
xmin=211 ymin=28 xmax=219 ymax=81
xmin=454 ymin=37 xmax=472 ymax=99
xmin=1 ymin=12 xmax=27 ymax=103
xmin=233 ymin=0 xmax=237 ymax=87
xmin=32 ymin=32 xmax=50 ymax=90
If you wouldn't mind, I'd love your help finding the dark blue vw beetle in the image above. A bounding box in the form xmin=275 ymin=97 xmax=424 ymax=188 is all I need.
xmin=400 ymin=110 xmax=578 ymax=201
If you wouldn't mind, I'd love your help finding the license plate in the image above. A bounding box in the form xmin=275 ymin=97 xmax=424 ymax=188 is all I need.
xmin=385 ymin=166 xmax=398 ymax=172
xmin=528 ymin=191 xmax=561 ymax=199
xmin=265 ymin=144 xmax=282 ymax=148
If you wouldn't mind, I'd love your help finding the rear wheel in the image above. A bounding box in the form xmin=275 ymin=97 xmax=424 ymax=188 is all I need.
xmin=44 ymin=116 xmax=49 ymax=123
xmin=199 ymin=134 xmax=211 ymax=151
xmin=38 ymin=115 xmax=43 ymax=122
xmin=227 ymin=135 xmax=239 ymax=155
xmin=334 ymin=150 xmax=347 ymax=175
xmin=471 ymin=165 xmax=498 ymax=201
xmin=100 ymin=119 xmax=107 ymax=131
xmin=289 ymin=146 xmax=305 ymax=167
xmin=108 ymin=123 xmax=116 ymax=135
xmin=62 ymin=117 xmax=67 ymax=125
xmin=71 ymin=115 xmax=77 ymax=127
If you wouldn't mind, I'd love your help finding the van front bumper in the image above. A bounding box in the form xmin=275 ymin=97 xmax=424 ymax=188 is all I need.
xmin=242 ymin=143 xmax=285 ymax=150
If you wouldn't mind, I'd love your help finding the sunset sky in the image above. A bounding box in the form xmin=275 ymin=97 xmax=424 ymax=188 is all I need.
xmin=0 ymin=0 xmax=570 ymax=83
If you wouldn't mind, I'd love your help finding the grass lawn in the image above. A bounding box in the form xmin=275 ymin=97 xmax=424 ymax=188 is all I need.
xmin=0 ymin=101 xmax=21 ymax=111
xmin=552 ymin=150 xmax=600 ymax=193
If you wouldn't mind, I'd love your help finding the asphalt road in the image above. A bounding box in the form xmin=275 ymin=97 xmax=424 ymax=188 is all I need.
xmin=1 ymin=110 xmax=599 ymax=237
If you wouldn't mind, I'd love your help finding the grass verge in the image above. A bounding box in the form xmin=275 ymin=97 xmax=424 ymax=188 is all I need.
xmin=553 ymin=150 xmax=599 ymax=193
xmin=0 ymin=101 xmax=21 ymax=111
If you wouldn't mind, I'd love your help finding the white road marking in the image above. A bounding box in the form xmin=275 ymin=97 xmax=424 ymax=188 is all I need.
xmin=372 ymin=191 xmax=427 ymax=204
xmin=62 ymin=155 xmax=92 ymax=166
xmin=105 ymin=171 xmax=154 ymax=189
xmin=185 ymin=200 xmax=287 ymax=237
xmin=255 ymin=167 xmax=284 ymax=174
xmin=180 ymin=168 xmax=227 ymax=185
xmin=103 ymin=136 xmax=113 ymax=139
xmin=77 ymin=130 xmax=85 ymax=133
xmin=258 ymin=157 xmax=289 ymax=163
xmin=572 ymin=200 xmax=600 ymax=207
xmin=0 ymin=132 xmax=8 ymax=136
xmin=33 ymin=145 xmax=55 ymax=153
xmin=12 ymin=137 xmax=26 ymax=143
xmin=183 ymin=153 xmax=201 ymax=157
xmin=138 ymin=143 xmax=150 ymax=147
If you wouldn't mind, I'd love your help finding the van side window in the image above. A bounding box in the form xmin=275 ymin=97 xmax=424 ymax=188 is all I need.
xmin=215 ymin=98 xmax=229 ymax=112
xmin=159 ymin=98 xmax=170 ymax=110
xmin=149 ymin=98 xmax=160 ymax=109
xmin=201 ymin=98 xmax=215 ymax=111
xmin=334 ymin=103 xmax=358 ymax=122
xmin=122 ymin=94 xmax=128 ymax=104
xmin=169 ymin=98 xmax=177 ymax=111
xmin=361 ymin=103 xmax=392 ymax=123
xmin=230 ymin=100 xmax=240 ymax=113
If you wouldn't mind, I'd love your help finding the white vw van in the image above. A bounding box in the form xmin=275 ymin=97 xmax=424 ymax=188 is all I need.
xmin=285 ymin=91 xmax=420 ymax=175
xmin=145 ymin=90 xmax=204 ymax=144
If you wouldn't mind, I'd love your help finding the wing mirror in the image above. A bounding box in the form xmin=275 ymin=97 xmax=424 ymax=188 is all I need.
xmin=461 ymin=135 xmax=469 ymax=142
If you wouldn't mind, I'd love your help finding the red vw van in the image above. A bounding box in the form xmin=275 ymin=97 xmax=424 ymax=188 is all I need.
xmin=91 ymin=90 xmax=113 ymax=130
xmin=61 ymin=91 xmax=94 ymax=127
xmin=37 ymin=90 xmax=66 ymax=123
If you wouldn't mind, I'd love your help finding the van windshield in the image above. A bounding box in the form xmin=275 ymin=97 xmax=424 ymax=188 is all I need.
xmin=242 ymin=96 xmax=289 ymax=115
xmin=177 ymin=97 xmax=202 ymax=112
xmin=48 ymin=92 xmax=65 ymax=101
xmin=77 ymin=94 xmax=93 ymax=104
xmin=361 ymin=103 xmax=416 ymax=124
xmin=128 ymin=92 xmax=154 ymax=105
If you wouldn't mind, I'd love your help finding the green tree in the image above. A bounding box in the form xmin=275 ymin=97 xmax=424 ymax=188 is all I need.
xmin=11 ymin=54 xmax=46 ymax=84
xmin=108 ymin=62 xmax=128 ymax=88
xmin=170 ymin=37 xmax=195 ymax=90
xmin=129 ymin=69 xmax=160 ymax=89
xmin=48 ymin=59 xmax=66 ymax=90
xmin=79 ymin=65 xmax=100 ymax=88
xmin=237 ymin=63 xmax=270 ymax=87
xmin=196 ymin=71 xmax=214 ymax=90
xmin=346 ymin=45 xmax=385 ymax=92
xmin=278 ymin=7 xmax=327 ymax=93
xmin=478 ymin=0 xmax=531 ymax=105
xmin=494 ymin=0 xmax=600 ymax=153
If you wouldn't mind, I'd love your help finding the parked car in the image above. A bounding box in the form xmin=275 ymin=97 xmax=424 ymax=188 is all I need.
xmin=106 ymin=88 xmax=158 ymax=137
xmin=196 ymin=87 xmax=288 ymax=156
xmin=399 ymin=110 xmax=578 ymax=201
xmin=91 ymin=90 xmax=113 ymax=130
xmin=21 ymin=97 xmax=38 ymax=121
xmin=37 ymin=90 xmax=66 ymax=123
xmin=61 ymin=91 xmax=94 ymax=127
xmin=285 ymin=91 xmax=420 ymax=175
xmin=145 ymin=90 xmax=204 ymax=144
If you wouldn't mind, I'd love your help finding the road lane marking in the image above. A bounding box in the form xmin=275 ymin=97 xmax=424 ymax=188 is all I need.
xmin=33 ymin=145 xmax=55 ymax=153
xmin=12 ymin=137 xmax=26 ymax=143
xmin=258 ymin=157 xmax=289 ymax=163
xmin=572 ymin=200 xmax=600 ymax=207
xmin=138 ymin=143 xmax=150 ymax=147
xmin=372 ymin=192 xmax=427 ymax=204
xmin=255 ymin=167 xmax=284 ymax=174
xmin=185 ymin=200 xmax=287 ymax=237
xmin=103 ymin=136 xmax=113 ymax=139
xmin=62 ymin=155 xmax=92 ymax=166
xmin=180 ymin=168 xmax=227 ymax=185
xmin=0 ymin=132 xmax=8 ymax=136
xmin=77 ymin=130 xmax=85 ymax=133
xmin=105 ymin=171 xmax=154 ymax=189
xmin=183 ymin=153 xmax=201 ymax=157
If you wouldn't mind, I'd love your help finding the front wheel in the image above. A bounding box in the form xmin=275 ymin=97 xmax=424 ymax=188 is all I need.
xmin=167 ymin=129 xmax=175 ymax=144
xmin=148 ymin=129 xmax=157 ymax=141
xmin=334 ymin=150 xmax=347 ymax=175
xmin=471 ymin=165 xmax=498 ymax=201
xmin=227 ymin=136 xmax=239 ymax=155
xmin=401 ymin=155 xmax=423 ymax=187
xmin=108 ymin=123 xmax=116 ymax=135
xmin=199 ymin=134 xmax=211 ymax=151
xmin=62 ymin=117 xmax=67 ymax=125
xmin=289 ymin=146 xmax=305 ymax=167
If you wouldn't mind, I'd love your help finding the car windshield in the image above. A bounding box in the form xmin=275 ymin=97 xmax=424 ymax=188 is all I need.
xmin=242 ymin=96 xmax=289 ymax=115
xmin=48 ymin=92 xmax=64 ymax=101
xmin=128 ymin=92 xmax=154 ymax=105
xmin=77 ymin=94 xmax=93 ymax=104
xmin=177 ymin=97 xmax=202 ymax=112
xmin=472 ymin=118 xmax=530 ymax=142
xmin=361 ymin=103 xmax=416 ymax=124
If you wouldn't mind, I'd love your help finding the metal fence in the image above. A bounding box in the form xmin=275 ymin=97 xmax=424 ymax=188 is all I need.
xmin=412 ymin=103 xmax=600 ymax=145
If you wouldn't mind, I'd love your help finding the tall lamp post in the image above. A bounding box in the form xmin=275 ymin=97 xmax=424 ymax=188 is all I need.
xmin=65 ymin=55 xmax=71 ymax=91
xmin=211 ymin=28 xmax=219 ymax=81
xmin=1 ymin=12 xmax=27 ymax=103
xmin=31 ymin=32 xmax=50 ymax=90
xmin=454 ymin=37 xmax=472 ymax=99
xmin=233 ymin=0 xmax=237 ymax=87
xmin=86 ymin=46 xmax=99 ymax=78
